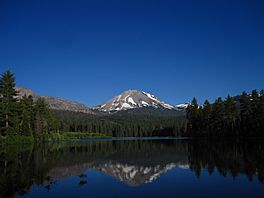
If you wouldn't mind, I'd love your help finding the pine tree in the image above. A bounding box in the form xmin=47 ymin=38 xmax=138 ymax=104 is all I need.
xmin=239 ymin=91 xmax=251 ymax=134
xmin=186 ymin=89 xmax=264 ymax=137
xmin=0 ymin=70 xmax=19 ymax=135
xmin=186 ymin=97 xmax=199 ymax=135
xmin=211 ymin=97 xmax=225 ymax=135
xmin=34 ymin=98 xmax=49 ymax=134
xmin=19 ymin=95 xmax=34 ymax=136
xmin=33 ymin=98 xmax=58 ymax=134
xmin=224 ymin=95 xmax=238 ymax=135
xmin=259 ymin=90 xmax=264 ymax=133
xmin=202 ymin=100 xmax=212 ymax=133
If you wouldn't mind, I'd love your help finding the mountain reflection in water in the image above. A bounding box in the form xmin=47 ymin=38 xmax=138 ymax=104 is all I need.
xmin=0 ymin=139 xmax=264 ymax=197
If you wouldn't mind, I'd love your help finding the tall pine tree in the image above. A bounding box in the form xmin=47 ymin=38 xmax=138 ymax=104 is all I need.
xmin=224 ymin=95 xmax=238 ymax=135
xmin=186 ymin=97 xmax=199 ymax=136
xmin=19 ymin=95 xmax=34 ymax=136
xmin=0 ymin=70 xmax=19 ymax=135
xmin=239 ymin=91 xmax=251 ymax=134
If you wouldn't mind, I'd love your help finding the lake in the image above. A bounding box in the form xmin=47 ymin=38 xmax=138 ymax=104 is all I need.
xmin=0 ymin=138 xmax=264 ymax=198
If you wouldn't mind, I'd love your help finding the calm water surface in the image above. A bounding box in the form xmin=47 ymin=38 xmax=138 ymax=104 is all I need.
xmin=1 ymin=138 xmax=264 ymax=197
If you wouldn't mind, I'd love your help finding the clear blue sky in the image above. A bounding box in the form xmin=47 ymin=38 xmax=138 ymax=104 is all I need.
xmin=0 ymin=0 xmax=264 ymax=106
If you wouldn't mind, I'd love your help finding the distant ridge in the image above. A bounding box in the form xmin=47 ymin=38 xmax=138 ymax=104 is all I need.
xmin=15 ymin=87 xmax=95 ymax=114
xmin=15 ymin=87 xmax=188 ymax=115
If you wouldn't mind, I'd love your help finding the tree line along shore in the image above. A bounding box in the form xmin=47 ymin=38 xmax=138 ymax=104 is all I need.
xmin=1 ymin=69 xmax=263 ymax=145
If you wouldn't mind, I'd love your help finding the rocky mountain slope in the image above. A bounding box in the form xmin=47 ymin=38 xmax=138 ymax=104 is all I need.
xmin=15 ymin=87 xmax=38 ymax=99
xmin=15 ymin=87 xmax=94 ymax=114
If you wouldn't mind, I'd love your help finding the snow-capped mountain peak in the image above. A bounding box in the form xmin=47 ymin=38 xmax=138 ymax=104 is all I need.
xmin=97 ymin=90 xmax=175 ymax=112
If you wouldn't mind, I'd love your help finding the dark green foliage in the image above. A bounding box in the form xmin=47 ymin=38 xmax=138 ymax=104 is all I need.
xmin=19 ymin=96 xmax=34 ymax=136
xmin=33 ymin=98 xmax=58 ymax=135
xmin=0 ymin=70 xmax=19 ymax=135
xmin=224 ymin=95 xmax=238 ymax=133
xmin=53 ymin=109 xmax=187 ymax=137
xmin=0 ymin=70 xmax=58 ymax=139
xmin=239 ymin=91 xmax=251 ymax=133
xmin=186 ymin=98 xmax=200 ymax=136
xmin=186 ymin=90 xmax=264 ymax=137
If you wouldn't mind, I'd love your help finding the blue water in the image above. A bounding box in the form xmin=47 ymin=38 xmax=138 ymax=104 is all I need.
xmin=0 ymin=139 xmax=263 ymax=198
xmin=26 ymin=168 xmax=264 ymax=198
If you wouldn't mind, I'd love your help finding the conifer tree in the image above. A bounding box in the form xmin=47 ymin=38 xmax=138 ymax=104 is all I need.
xmin=259 ymin=90 xmax=264 ymax=133
xmin=34 ymin=98 xmax=49 ymax=134
xmin=240 ymin=91 xmax=251 ymax=133
xmin=224 ymin=95 xmax=238 ymax=134
xmin=249 ymin=90 xmax=260 ymax=134
xmin=34 ymin=98 xmax=58 ymax=134
xmin=0 ymin=70 xmax=19 ymax=135
xmin=202 ymin=100 xmax=212 ymax=132
xmin=211 ymin=97 xmax=225 ymax=135
xmin=19 ymin=95 xmax=34 ymax=136
xmin=186 ymin=90 xmax=264 ymax=137
xmin=186 ymin=97 xmax=199 ymax=135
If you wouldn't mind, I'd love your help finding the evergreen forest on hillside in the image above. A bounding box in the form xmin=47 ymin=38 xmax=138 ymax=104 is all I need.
xmin=1 ymin=69 xmax=264 ymax=143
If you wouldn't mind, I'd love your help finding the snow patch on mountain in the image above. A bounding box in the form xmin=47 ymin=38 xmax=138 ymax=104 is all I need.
xmin=141 ymin=101 xmax=149 ymax=106
xmin=96 ymin=90 xmax=177 ymax=112
xmin=121 ymin=103 xmax=132 ymax=109
xmin=128 ymin=97 xmax=136 ymax=105
xmin=143 ymin=91 xmax=159 ymax=102
xmin=175 ymin=103 xmax=189 ymax=110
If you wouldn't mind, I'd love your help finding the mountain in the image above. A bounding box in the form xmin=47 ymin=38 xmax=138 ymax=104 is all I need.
xmin=41 ymin=96 xmax=94 ymax=114
xmin=96 ymin=90 xmax=175 ymax=112
xmin=15 ymin=87 xmax=188 ymax=115
xmin=15 ymin=87 xmax=94 ymax=114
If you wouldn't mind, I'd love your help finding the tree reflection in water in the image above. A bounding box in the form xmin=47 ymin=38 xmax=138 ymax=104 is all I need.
xmin=0 ymin=139 xmax=264 ymax=197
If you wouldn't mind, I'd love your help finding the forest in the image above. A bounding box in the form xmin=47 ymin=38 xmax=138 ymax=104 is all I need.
xmin=0 ymin=70 xmax=187 ymax=141
xmin=54 ymin=109 xmax=187 ymax=137
xmin=1 ymin=69 xmax=264 ymax=141
xmin=186 ymin=90 xmax=264 ymax=137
